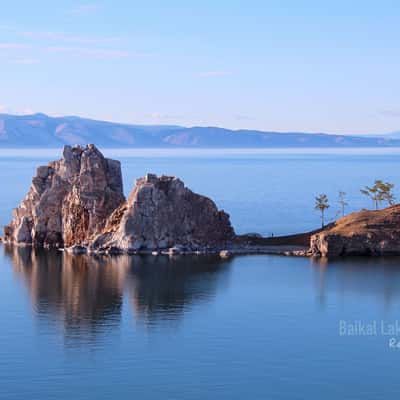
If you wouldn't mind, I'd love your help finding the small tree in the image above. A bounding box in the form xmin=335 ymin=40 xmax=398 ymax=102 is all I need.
xmin=315 ymin=194 xmax=330 ymax=228
xmin=360 ymin=180 xmax=395 ymax=210
xmin=338 ymin=191 xmax=348 ymax=217
xmin=384 ymin=190 xmax=396 ymax=206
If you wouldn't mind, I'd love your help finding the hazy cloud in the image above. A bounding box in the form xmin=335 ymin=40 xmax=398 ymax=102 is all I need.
xmin=380 ymin=109 xmax=400 ymax=118
xmin=0 ymin=43 xmax=30 ymax=49
xmin=20 ymin=108 xmax=35 ymax=115
xmin=199 ymin=71 xmax=232 ymax=78
xmin=0 ymin=27 xmax=136 ymax=62
xmin=234 ymin=114 xmax=254 ymax=121
xmin=151 ymin=112 xmax=183 ymax=120
xmin=10 ymin=58 xmax=40 ymax=64
xmin=0 ymin=105 xmax=34 ymax=115
xmin=70 ymin=4 xmax=100 ymax=15
xmin=47 ymin=46 xmax=133 ymax=59
xmin=19 ymin=31 xmax=119 ymax=45
xmin=0 ymin=41 xmax=141 ymax=61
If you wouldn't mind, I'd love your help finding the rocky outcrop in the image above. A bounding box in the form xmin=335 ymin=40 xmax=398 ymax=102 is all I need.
xmin=310 ymin=205 xmax=400 ymax=257
xmin=11 ymin=144 xmax=400 ymax=259
xmin=89 ymin=173 xmax=235 ymax=253
xmin=3 ymin=147 xmax=235 ymax=254
xmin=3 ymin=144 xmax=125 ymax=247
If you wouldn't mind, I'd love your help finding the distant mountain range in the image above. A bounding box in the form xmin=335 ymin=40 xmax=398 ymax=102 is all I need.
xmin=0 ymin=113 xmax=399 ymax=148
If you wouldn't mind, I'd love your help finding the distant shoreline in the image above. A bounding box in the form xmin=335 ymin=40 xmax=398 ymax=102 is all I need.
xmin=2 ymin=147 xmax=400 ymax=158
xmin=1 ymin=113 xmax=399 ymax=148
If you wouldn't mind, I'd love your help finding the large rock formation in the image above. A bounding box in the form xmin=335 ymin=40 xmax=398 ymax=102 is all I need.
xmin=3 ymin=144 xmax=125 ymax=247
xmin=3 ymin=147 xmax=235 ymax=254
xmin=310 ymin=205 xmax=400 ymax=257
xmin=90 ymin=173 xmax=235 ymax=253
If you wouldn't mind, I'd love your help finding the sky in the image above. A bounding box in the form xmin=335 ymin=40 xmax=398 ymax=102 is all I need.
xmin=0 ymin=0 xmax=399 ymax=133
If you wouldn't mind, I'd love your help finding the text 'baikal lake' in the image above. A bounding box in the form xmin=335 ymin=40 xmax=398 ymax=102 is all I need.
xmin=1 ymin=148 xmax=400 ymax=399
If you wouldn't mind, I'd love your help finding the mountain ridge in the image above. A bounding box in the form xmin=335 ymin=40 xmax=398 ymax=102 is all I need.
xmin=0 ymin=113 xmax=399 ymax=148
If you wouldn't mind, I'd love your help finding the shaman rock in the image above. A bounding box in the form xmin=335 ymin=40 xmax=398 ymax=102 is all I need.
xmin=90 ymin=173 xmax=235 ymax=252
xmin=3 ymin=144 xmax=125 ymax=247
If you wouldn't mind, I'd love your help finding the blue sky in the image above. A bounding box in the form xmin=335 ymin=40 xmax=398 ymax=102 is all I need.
xmin=0 ymin=0 xmax=399 ymax=133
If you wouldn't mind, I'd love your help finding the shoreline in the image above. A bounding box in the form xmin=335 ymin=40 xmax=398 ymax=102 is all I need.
xmin=0 ymin=235 xmax=311 ymax=258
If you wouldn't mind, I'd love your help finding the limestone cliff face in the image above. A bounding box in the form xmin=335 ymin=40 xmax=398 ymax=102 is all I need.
xmin=3 ymin=144 xmax=125 ymax=247
xmin=90 ymin=174 xmax=235 ymax=252
xmin=310 ymin=205 xmax=400 ymax=257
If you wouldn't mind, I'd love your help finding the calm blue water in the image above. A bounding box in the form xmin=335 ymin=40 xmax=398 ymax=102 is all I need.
xmin=1 ymin=149 xmax=400 ymax=399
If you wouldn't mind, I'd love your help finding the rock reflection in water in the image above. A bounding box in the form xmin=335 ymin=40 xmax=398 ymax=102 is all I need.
xmin=5 ymin=246 xmax=126 ymax=344
xmin=310 ymin=256 xmax=400 ymax=308
xmin=125 ymin=255 xmax=231 ymax=325
xmin=3 ymin=245 xmax=231 ymax=342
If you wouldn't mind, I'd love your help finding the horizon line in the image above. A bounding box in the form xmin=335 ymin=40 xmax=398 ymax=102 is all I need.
xmin=0 ymin=111 xmax=397 ymax=137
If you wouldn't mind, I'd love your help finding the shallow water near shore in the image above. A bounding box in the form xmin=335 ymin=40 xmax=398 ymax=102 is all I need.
xmin=1 ymin=149 xmax=400 ymax=399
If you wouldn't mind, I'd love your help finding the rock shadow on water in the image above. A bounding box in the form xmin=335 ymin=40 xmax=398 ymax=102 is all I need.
xmin=2 ymin=245 xmax=232 ymax=345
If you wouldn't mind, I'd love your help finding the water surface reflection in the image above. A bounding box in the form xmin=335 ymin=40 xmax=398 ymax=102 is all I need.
xmin=6 ymin=244 xmax=400 ymax=347
xmin=4 ymin=246 xmax=231 ymax=342
xmin=311 ymin=256 xmax=400 ymax=308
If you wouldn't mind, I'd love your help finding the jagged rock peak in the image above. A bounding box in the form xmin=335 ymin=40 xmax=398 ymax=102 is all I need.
xmin=90 ymin=173 xmax=235 ymax=253
xmin=3 ymin=144 xmax=125 ymax=247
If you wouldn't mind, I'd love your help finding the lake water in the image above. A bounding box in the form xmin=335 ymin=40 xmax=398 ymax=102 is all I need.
xmin=1 ymin=148 xmax=400 ymax=399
